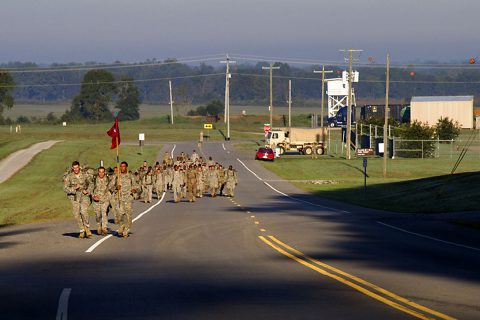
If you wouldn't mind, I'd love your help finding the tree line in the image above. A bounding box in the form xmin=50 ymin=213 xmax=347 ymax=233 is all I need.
xmin=2 ymin=60 xmax=480 ymax=107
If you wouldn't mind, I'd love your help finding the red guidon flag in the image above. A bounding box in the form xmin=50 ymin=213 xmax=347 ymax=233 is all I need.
xmin=107 ymin=117 xmax=120 ymax=149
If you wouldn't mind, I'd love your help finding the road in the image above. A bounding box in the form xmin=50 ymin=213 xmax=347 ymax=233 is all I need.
xmin=1 ymin=141 xmax=479 ymax=319
xmin=0 ymin=140 xmax=61 ymax=184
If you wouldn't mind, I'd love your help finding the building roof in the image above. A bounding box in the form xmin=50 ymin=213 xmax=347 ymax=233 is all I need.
xmin=411 ymin=96 xmax=474 ymax=102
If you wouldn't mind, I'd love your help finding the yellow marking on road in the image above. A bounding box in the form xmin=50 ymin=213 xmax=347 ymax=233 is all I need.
xmin=269 ymin=236 xmax=454 ymax=320
xmin=260 ymin=229 xmax=266 ymax=232
xmin=259 ymin=236 xmax=455 ymax=320
xmin=247 ymin=211 xmax=251 ymax=214
xmin=250 ymin=215 xmax=255 ymax=218
xmin=237 ymin=204 xmax=241 ymax=207
xmin=254 ymin=221 xmax=260 ymax=225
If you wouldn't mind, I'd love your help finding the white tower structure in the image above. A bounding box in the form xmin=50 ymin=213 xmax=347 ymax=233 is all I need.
xmin=326 ymin=71 xmax=359 ymax=117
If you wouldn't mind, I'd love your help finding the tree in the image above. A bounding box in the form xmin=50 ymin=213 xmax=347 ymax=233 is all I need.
xmin=64 ymin=69 xmax=117 ymax=122
xmin=0 ymin=69 xmax=15 ymax=122
xmin=435 ymin=117 xmax=461 ymax=141
xmin=394 ymin=120 xmax=436 ymax=158
xmin=187 ymin=100 xmax=224 ymax=117
xmin=116 ymin=77 xmax=141 ymax=121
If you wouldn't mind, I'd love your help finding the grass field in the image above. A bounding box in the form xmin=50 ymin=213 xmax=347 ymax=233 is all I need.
xmin=0 ymin=140 xmax=160 ymax=225
xmin=256 ymin=155 xmax=479 ymax=213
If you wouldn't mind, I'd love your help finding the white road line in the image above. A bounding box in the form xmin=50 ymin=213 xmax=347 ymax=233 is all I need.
xmin=56 ymin=288 xmax=71 ymax=320
xmin=171 ymin=144 xmax=176 ymax=158
xmin=237 ymin=158 xmax=350 ymax=214
xmin=377 ymin=221 xmax=480 ymax=252
xmin=222 ymin=143 xmax=226 ymax=151
xmin=85 ymin=192 xmax=166 ymax=253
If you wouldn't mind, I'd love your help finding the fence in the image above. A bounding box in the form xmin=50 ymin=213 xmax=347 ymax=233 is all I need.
xmin=393 ymin=138 xmax=480 ymax=159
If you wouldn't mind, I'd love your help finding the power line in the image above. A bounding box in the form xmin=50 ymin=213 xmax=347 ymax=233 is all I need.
xmin=0 ymin=54 xmax=226 ymax=73
xmin=0 ymin=73 xmax=225 ymax=88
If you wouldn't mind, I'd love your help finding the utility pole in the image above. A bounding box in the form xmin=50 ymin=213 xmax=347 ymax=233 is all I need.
xmin=340 ymin=49 xmax=362 ymax=159
xmin=262 ymin=64 xmax=280 ymax=127
xmin=314 ymin=66 xmax=333 ymax=128
xmin=169 ymin=80 xmax=174 ymax=125
xmin=383 ymin=53 xmax=390 ymax=178
xmin=220 ymin=54 xmax=236 ymax=140
xmin=288 ymin=80 xmax=292 ymax=127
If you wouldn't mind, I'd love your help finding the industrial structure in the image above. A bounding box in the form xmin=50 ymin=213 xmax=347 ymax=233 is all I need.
xmin=326 ymin=71 xmax=359 ymax=118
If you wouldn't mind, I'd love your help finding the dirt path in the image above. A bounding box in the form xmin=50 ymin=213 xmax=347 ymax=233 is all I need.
xmin=0 ymin=140 xmax=61 ymax=184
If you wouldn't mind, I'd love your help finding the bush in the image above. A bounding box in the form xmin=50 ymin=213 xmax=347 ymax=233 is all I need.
xmin=435 ymin=117 xmax=461 ymax=141
xmin=16 ymin=115 xmax=31 ymax=124
xmin=46 ymin=112 xmax=58 ymax=123
xmin=394 ymin=120 xmax=436 ymax=158
xmin=187 ymin=100 xmax=223 ymax=116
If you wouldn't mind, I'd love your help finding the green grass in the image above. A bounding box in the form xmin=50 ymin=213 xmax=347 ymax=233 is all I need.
xmin=257 ymin=156 xmax=480 ymax=213
xmin=0 ymin=140 xmax=161 ymax=225
xmin=0 ymin=136 xmax=45 ymax=161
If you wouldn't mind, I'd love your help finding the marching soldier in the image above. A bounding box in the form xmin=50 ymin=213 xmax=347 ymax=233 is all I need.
xmin=142 ymin=166 xmax=155 ymax=203
xmin=186 ymin=164 xmax=198 ymax=202
xmin=92 ymin=166 xmax=111 ymax=236
xmin=108 ymin=161 xmax=138 ymax=238
xmin=224 ymin=165 xmax=238 ymax=197
xmin=154 ymin=166 xmax=165 ymax=198
xmin=217 ymin=164 xmax=226 ymax=196
xmin=63 ymin=161 xmax=93 ymax=238
xmin=207 ymin=165 xmax=219 ymax=197
xmin=196 ymin=165 xmax=205 ymax=198
xmin=172 ymin=165 xmax=185 ymax=203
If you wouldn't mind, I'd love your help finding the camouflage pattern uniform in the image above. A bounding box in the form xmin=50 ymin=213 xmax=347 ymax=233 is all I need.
xmin=142 ymin=172 xmax=155 ymax=203
xmin=63 ymin=170 xmax=93 ymax=237
xmin=224 ymin=168 xmax=238 ymax=197
xmin=154 ymin=168 xmax=165 ymax=197
xmin=109 ymin=171 xmax=138 ymax=237
xmin=207 ymin=166 xmax=219 ymax=197
xmin=172 ymin=168 xmax=185 ymax=203
xmin=186 ymin=167 xmax=198 ymax=202
xmin=92 ymin=174 xmax=111 ymax=235
xmin=196 ymin=166 xmax=205 ymax=198
xmin=217 ymin=166 xmax=226 ymax=196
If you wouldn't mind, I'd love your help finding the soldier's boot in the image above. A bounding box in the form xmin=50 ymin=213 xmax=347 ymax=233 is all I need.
xmin=117 ymin=226 xmax=124 ymax=236
xmin=97 ymin=225 xmax=102 ymax=235
xmin=85 ymin=227 xmax=92 ymax=238
xmin=101 ymin=228 xmax=108 ymax=236
xmin=78 ymin=231 xmax=85 ymax=239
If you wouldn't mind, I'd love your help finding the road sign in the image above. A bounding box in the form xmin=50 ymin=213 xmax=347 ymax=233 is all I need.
xmin=357 ymin=148 xmax=374 ymax=157
xmin=139 ymin=133 xmax=145 ymax=141
xmin=264 ymin=123 xmax=271 ymax=135
xmin=204 ymin=124 xmax=213 ymax=129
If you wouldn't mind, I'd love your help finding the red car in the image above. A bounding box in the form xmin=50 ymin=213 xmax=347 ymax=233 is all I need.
xmin=255 ymin=147 xmax=275 ymax=161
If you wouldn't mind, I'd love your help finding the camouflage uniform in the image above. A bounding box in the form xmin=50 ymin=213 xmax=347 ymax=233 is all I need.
xmin=109 ymin=172 xmax=138 ymax=237
xmin=92 ymin=174 xmax=111 ymax=235
xmin=224 ymin=169 xmax=238 ymax=197
xmin=196 ymin=167 xmax=205 ymax=198
xmin=217 ymin=166 xmax=226 ymax=196
xmin=186 ymin=168 xmax=198 ymax=202
xmin=63 ymin=170 xmax=93 ymax=237
xmin=172 ymin=169 xmax=185 ymax=203
xmin=207 ymin=167 xmax=219 ymax=197
xmin=142 ymin=173 xmax=155 ymax=203
xmin=154 ymin=168 xmax=165 ymax=197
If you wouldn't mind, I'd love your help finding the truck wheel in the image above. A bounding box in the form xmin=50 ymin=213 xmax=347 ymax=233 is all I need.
xmin=329 ymin=122 xmax=335 ymax=128
xmin=304 ymin=147 xmax=313 ymax=155
xmin=315 ymin=147 xmax=325 ymax=155
xmin=279 ymin=146 xmax=285 ymax=155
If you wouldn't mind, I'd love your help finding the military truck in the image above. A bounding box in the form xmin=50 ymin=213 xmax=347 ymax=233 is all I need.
xmin=266 ymin=127 xmax=327 ymax=155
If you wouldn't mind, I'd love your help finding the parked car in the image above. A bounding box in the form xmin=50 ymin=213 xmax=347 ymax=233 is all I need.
xmin=255 ymin=147 xmax=275 ymax=161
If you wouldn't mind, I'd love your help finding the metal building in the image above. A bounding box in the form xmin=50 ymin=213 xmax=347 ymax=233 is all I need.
xmin=410 ymin=96 xmax=474 ymax=129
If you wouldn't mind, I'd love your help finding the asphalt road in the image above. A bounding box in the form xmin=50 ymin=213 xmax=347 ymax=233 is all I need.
xmin=1 ymin=141 xmax=479 ymax=320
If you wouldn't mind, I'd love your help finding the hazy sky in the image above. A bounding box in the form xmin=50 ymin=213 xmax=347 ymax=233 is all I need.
xmin=1 ymin=0 xmax=479 ymax=64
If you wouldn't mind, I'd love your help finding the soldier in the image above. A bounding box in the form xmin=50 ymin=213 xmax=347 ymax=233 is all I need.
xmin=207 ymin=165 xmax=219 ymax=197
xmin=206 ymin=156 xmax=215 ymax=167
xmin=63 ymin=161 xmax=93 ymax=238
xmin=154 ymin=166 xmax=165 ymax=199
xmin=172 ymin=165 xmax=185 ymax=203
xmin=196 ymin=165 xmax=205 ymax=198
xmin=164 ymin=164 xmax=173 ymax=191
xmin=108 ymin=161 xmax=138 ymax=238
xmin=92 ymin=166 xmax=111 ymax=236
xmin=162 ymin=151 xmax=171 ymax=165
xmin=142 ymin=166 xmax=155 ymax=203
xmin=109 ymin=166 xmax=120 ymax=225
xmin=217 ymin=164 xmax=226 ymax=196
xmin=224 ymin=165 xmax=238 ymax=197
xmin=191 ymin=150 xmax=199 ymax=163
xmin=186 ymin=164 xmax=198 ymax=202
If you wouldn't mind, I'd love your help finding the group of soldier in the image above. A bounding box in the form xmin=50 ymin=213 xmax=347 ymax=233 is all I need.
xmin=63 ymin=150 xmax=238 ymax=239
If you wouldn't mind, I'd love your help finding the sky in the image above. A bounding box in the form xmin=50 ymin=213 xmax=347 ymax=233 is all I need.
xmin=1 ymin=0 xmax=479 ymax=65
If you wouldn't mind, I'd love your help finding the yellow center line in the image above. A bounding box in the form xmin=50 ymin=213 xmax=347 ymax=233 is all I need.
xmin=259 ymin=236 xmax=455 ymax=320
xmin=268 ymin=236 xmax=455 ymax=320
xmin=254 ymin=221 xmax=260 ymax=225
xmin=250 ymin=215 xmax=255 ymax=218
xmin=260 ymin=229 xmax=266 ymax=232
